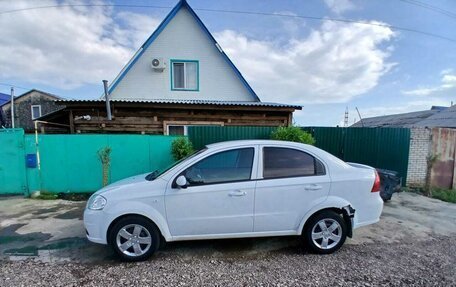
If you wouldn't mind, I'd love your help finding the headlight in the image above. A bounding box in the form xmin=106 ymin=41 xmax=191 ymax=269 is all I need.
xmin=87 ymin=195 xmax=107 ymax=210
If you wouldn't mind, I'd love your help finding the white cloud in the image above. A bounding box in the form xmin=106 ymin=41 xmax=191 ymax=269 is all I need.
xmin=0 ymin=0 xmax=159 ymax=89
xmin=215 ymin=21 xmax=395 ymax=104
xmin=402 ymin=69 xmax=456 ymax=96
xmin=323 ymin=0 xmax=356 ymax=14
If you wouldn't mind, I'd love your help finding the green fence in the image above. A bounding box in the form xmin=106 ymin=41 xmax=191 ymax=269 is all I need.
xmin=0 ymin=129 xmax=28 ymax=194
xmin=0 ymin=129 xmax=177 ymax=195
xmin=188 ymin=126 xmax=411 ymax=185
xmin=303 ymin=127 xmax=410 ymax=185
xmin=188 ymin=126 xmax=277 ymax=150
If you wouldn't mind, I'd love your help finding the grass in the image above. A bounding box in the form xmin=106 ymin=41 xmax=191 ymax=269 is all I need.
xmin=32 ymin=191 xmax=58 ymax=200
xmin=431 ymin=188 xmax=456 ymax=203
xmin=31 ymin=191 xmax=92 ymax=201
xmin=405 ymin=186 xmax=456 ymax=204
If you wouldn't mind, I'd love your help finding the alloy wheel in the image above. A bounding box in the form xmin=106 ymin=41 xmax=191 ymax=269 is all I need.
xmin=116 ymin=224 xmax=152 ymax=257
xmin=311 ymin=218 xmax=342 ymax=250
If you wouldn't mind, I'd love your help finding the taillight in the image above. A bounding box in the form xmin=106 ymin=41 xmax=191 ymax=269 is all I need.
xmin=371 ymin=170 xmax=381 ymax=192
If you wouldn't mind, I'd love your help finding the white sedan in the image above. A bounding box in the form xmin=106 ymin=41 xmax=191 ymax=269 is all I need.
xmin=84 ymin=140 xmax=383 ymax=261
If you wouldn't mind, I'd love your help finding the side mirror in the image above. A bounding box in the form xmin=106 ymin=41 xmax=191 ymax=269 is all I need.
xmin=175 ymin=175 xmax=188 ymax=189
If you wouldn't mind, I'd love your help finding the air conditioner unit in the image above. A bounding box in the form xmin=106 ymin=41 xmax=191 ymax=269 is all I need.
xmin=151 ymin=58 xmax=166 ymax=71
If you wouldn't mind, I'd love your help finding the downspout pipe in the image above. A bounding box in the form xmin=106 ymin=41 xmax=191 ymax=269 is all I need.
xmin=103 ymin=80 xmax=112 ymax=121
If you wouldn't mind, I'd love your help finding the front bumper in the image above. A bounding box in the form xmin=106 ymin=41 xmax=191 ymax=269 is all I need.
xmin=83 ymin=208 xmax=109 ymax=244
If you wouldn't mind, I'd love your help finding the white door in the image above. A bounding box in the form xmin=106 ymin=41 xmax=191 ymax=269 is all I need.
xmin=165 ymin=147 xmax=257 ymax=237
xmin=254 ymin=146 xmax=331 ymax=232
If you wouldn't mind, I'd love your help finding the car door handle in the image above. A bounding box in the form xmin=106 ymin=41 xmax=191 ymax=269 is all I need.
xmin=304 ymin=184 xmax=323 ymax=191
xmin=228 ymin=190 xmax=247 ymax=197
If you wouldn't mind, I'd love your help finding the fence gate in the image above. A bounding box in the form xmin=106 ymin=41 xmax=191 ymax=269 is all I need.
xmin=0 ymin=129 xmax=27 ymax=194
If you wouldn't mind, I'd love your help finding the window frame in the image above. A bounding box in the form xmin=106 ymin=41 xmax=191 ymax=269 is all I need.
xmin=167 ymin=125 xmax=188 ymax=136
xmin=173 ymin=147 xmax=256 ymax=187
xmin=261 ymin=146 xmax=326 ymax=180
xmin=170 ymin=59 xmax=199 ymax=91
xmin=31 ymin=105 xmax=42 ymax=120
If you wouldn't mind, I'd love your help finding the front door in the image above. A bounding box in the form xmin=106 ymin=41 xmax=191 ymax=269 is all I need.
xmin=165 ymin=147 xmax=257 ymax=237
xmin=254 ymin=146 xmax=331 ymax=232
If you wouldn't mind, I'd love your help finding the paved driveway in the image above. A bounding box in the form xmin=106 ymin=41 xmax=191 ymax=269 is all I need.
xmin=1 ymin=192 xmax=455 ymax=263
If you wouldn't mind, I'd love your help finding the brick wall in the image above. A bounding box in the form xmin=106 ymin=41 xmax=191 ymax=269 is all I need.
xmin=406 ymin=127 xmax=432 ymax=186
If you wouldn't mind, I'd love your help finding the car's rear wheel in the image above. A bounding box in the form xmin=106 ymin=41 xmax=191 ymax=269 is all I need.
xmin=109 ymin=215 xmax=160 ymax=261
xmin=303 ymin=210 xmax=347 ymax=254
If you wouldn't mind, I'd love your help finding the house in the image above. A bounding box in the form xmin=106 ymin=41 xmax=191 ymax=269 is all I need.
xmin=39 ymin=0 xmax=301 ymax=135
xmin=1 ymin=89 xmax=62 ymax=132
xmin=351 ymin=105 xmax=456 ymax=189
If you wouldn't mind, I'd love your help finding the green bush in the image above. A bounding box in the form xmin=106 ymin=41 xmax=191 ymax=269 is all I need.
xmin=270 ymin=126 xmax=315 ymax=145
xmin=171 ymin=137 xmax=194 ymax=161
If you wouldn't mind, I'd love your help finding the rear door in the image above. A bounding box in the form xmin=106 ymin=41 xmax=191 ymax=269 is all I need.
xmin=254 ymin=146 xmax=331 ymax=232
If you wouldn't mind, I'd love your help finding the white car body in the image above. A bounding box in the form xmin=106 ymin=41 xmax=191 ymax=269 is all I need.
xmin=84 ymin=140 xmax=383 ymax=245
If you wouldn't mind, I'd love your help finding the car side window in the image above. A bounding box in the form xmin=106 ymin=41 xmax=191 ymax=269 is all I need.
xmin=182 ymin=148 xmax=254 ymax=186
xmin=263 ymin=147 xmax=325 ymax=179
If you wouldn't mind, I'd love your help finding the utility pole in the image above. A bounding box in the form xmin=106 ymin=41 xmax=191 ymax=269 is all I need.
xmin=10 ymin=87 xmax=15 ymax=128
xmin=344 ymin=107 xmax=349 ymax=127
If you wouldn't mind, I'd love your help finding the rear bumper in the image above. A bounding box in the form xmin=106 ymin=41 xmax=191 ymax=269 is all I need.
xmin=83 ymin=209 xmax=108 ymax=244
xmin=353 ymin=192 xmax=383 ymax=229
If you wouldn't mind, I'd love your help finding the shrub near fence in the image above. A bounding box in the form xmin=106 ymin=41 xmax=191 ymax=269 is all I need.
xmin=0 ymin=129 xmax=178 ymax=195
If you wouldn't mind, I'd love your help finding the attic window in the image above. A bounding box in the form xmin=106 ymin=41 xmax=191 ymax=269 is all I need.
xmin=171 ymin=60 xmax=199 ymax=91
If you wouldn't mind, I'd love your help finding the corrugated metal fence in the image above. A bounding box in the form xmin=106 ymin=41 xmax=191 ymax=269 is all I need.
xmin=189 ymin=126 xmax=410 ymax=184
xmin=0 ymin=129 xmax=177 ymax=195
xmin=303 ymin=127 xmax=411 ymax=184
xmin=0 ymin=126 xmax=411 ymax=195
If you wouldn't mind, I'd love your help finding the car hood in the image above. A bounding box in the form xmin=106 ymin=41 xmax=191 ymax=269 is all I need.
xmin=94 ymin=172 xmax=151 ymax=195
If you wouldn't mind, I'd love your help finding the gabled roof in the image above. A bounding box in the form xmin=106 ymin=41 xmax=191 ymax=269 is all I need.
xmin=0 ymin=89 xmax=62 ymax=107
xmin=56 ymin=98 xmax=301 ymax=109
xmin=108 ymin=0 xmax=260 ymax=102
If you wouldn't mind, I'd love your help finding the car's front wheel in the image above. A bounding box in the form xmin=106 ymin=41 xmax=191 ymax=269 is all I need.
xmin=108 ymin=215 xmax=160 ymax=261
xmin=303 ymin=210 xmax=347 ymax=254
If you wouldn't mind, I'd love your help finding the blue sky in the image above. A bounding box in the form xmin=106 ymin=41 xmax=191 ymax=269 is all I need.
xmin=0 ymin=0 xmax=455 ymax=126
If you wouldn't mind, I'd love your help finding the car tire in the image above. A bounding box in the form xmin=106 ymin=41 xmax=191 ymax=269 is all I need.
xmin=303 ymin=210 xmax=347 ymax=254
xmin=108 ymin=215 xmax=160 ymax=262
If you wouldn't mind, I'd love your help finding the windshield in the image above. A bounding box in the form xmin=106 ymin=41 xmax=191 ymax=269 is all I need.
xmin=145 ymin=148 xmax=207 ymax=181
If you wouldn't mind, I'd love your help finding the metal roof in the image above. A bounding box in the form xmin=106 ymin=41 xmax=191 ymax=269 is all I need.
xmin=415 ymin=105 xmax=456 ymax=128
xmin=351 ymin=106 xmax=454 ymax=128
xmin=0 ymin=92 xmax=9 ymax=106
xmin=56 ymin=98 xmax=302 ymax=109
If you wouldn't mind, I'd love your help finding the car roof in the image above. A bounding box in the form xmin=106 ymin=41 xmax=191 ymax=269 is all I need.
xmin=205 ymin=140 xmax=311 ymax=149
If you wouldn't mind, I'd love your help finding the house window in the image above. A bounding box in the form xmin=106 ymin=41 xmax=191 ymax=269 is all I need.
xmin=167 ymin=125 xmax=188 ymax=136
xmin=31 ymin=105 xmax=41 ymax=120
xmin=171 ymin=60 xmax=199 ymax=91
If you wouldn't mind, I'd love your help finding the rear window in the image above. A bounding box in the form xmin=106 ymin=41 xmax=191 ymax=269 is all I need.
xmin=263 ymin=147 xmax=325 ymax=179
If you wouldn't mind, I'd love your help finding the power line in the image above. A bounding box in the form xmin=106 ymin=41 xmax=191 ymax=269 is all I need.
xmin=0 ymin=3 xmax=455 ymax=43
xmin=398 ymin=0 xmax=456 ymax=20
xmin=0 ymin=83 xmax=30 ymax=91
